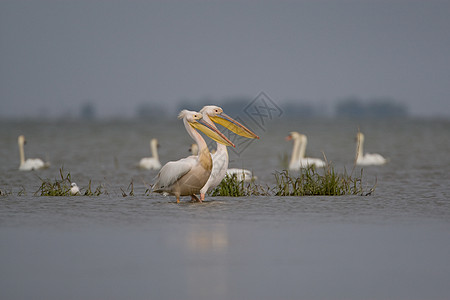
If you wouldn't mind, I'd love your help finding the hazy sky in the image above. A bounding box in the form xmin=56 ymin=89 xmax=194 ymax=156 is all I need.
xmin=1 ymin=0 xmax=450 ymax=119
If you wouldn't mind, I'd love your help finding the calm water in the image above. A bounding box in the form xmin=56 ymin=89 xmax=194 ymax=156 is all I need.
xmin=1 ymin=118 xmax=450 ymax=300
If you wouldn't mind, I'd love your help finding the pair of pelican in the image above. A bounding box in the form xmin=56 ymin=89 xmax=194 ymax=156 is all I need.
xmin=286 ymin=131 xmax=387 ymax=170
xmin=152 ymin=106 xmax=259 ymax=203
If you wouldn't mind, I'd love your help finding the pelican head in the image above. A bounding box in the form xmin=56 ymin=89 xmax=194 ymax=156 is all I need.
xmin=178 ymin=110 xmax=235 ymax=147
xmin=201 ymin=105 xmax=259 ymax=139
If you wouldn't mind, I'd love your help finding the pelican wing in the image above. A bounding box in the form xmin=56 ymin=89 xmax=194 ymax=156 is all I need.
xmin=153 ymin=156 xmax=197 ymax=191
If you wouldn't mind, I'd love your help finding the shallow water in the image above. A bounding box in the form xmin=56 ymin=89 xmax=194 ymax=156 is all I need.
xmin=1 ymin=118 xmax=450 ymax=299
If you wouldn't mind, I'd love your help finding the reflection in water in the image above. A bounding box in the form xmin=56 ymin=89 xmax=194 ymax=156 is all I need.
xmin=184 ymin=223 xmax=229 ymax=299
xmin=185 ymin=223 xmax=229 ymax=253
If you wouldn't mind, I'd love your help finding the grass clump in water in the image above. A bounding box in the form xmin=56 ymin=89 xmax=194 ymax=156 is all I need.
xmin=210 ymin=164 xmax=374 ymax=197
xmin=120 ymin=180 xmax=134 ymax=197
xmin=210 ymin=173 xmax=270 ymax=197
xmin=34 ymin=168 xmax=106 ymax=196
xmin=83 ymin=179 xmax=106 ymax=196
xmin=273 ymin=165 xmax=373 ymax=196
xmin=35 ymin=168 xmax=73 ymax=196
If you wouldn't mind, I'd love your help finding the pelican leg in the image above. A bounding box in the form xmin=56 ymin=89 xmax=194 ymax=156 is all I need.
xmin=191 ymin=194 xmax=201 ymax=202
xmin=200 ymin=193 xmax=205 ymax=202
xmin=176 ymin=196 xmax=180 ymax=203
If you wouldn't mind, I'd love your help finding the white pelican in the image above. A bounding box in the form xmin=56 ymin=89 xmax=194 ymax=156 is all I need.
xmin=286 ymin=132 xmax=326 ymax=169
xmin=355 ymin=132 xmax=387 ymax=166
xmin=139 ymin=138 xmax=162 ymax=170
xmin=199 ymin=105 xmax=259 ymax=198
xmin=17 ymin=135 xmax=49 ymax=171
xmin=70 ymin=183 xmax=80 ymax=195
xmin=153 ymin=110 xmax=235 ymax=203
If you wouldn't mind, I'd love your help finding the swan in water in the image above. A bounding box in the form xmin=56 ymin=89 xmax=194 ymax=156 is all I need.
xmin=199 ymin=106 xmax=259 ymax=198
xmin=355 ymin=132 xmax=387 ymax=166
xmin=226 ymin=168 xmax=256 ymax=182
xmin=17 ymin=135 xmax=49 ymax=171
xmin=139 ymin=138 xmax=161 ymax=170
xmin=286 ymin=132 xmax=326 ymax=169
xmin=152 ymin=110 xmax=235 ymax=203
xmin=70 ymin=183 xmax=80 ymax=195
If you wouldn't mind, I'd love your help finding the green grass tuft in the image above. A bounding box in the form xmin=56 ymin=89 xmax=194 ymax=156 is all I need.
xmin=273 ymin=165 xmax=373 ymax=196
xmin=211 ymin=164 xmax=375 ymax=197
xmin=34 ymin=168 xmax=106 ymax=196
xmin=34 ymin=168 xmax=73 ymax=196
xmin=83 ymin=179 xmax=106 ymax=196
xmin=210 ymin=173 xmax=270 ymax=197
xmin=120 ymin=180 xmax=134 ymax=197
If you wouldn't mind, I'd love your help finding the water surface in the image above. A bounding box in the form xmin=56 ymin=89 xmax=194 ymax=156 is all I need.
xmin=1 ymin=118 xmax=450 ymax=300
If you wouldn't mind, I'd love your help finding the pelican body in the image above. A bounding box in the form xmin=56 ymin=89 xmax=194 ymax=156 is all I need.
xmin=18 ymin=135 xmax=49 ymax=171
xmin=355 ymin=132 xmax=387 ymax=166
xmin=199 ymin=106 xmax=259 ymax=199
xmin=153 ymin=110 xmax=234 ymax=203
xmin=139 ymin=138 xmax=161 ymax=170
xmin=286 ymin=132 xmax=326 ymax=169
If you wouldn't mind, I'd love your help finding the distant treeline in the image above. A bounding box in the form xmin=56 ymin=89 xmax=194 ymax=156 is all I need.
xmin=282 ymin=96 xmax=408 ymax=118
xmin=335 ymin=96 xmax=408 ymax=118
xmin=79 ymin=96 xmax=409 ymax=120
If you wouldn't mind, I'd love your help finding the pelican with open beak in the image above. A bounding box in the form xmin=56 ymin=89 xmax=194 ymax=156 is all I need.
xmin=199 ymin=105 xmax=259 ymax=200
xmin=153 ymin=110 xmax=235 ymax=203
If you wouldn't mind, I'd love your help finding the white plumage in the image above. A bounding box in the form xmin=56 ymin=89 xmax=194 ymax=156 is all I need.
xmin=17 ymin=135 xmax=49 ymax=171
xmin=355 ymin=132 xmax=387 ymax=166
xmin=286 ymin=132 xmax=326 ymax=169
xmin=139 ymin=138 xmax=161 ymax=170
xmin=152 ymin=110 xmax=235 ymax=203
xmin=226 ymin=168 xmax=255 ymax=182
xmin=198 ymin=106 xmax=259 ymax=198
xmin=70 ymin=183 xmax=80 ymax=195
